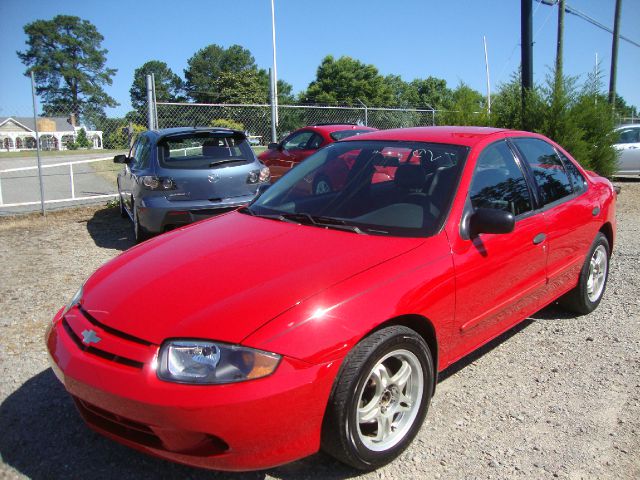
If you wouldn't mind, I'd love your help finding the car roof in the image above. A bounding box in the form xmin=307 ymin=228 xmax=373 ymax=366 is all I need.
xmin=147 ymin=127 xmax=246 ymax=140
xmin=616 ymin=124 xmax=640 ymax=129
xmin=340 ymin=126 xmax=513 ymax=147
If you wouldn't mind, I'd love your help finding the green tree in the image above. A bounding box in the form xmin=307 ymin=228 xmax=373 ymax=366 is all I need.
xmin=409 ymin=77 xmax=453 ymax=109
xmin=17 ymin=15 xmax=118 ymax=119
xmin=185 ymin=44 xmax=261 ymax=103
xmin=570 ymin=70 xmax=617 ymax=176
xmin=442 ymin=82 xmax=489 ymax=125
xmin=130 ymin=60 xmax=184 ymax=111
xmin=302 ymin=55 xmax=394 ymax=106
xmin=75 ymin=128 xmax=91 ymax=148
xmin=491 ymin=72 xmax=545 ymax=131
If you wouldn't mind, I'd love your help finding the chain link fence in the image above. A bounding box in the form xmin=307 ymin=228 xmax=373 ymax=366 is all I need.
xmin=155 ymin=102 xmax=436 ymax=144
xmin=0 ymin=100 xmax=437 ymax=213
xmin=3 ymin=96 xmax=634 ymax=214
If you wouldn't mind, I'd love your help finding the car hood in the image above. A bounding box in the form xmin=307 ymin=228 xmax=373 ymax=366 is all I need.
xmin=82 ymin=212 xmax=424 ymax=346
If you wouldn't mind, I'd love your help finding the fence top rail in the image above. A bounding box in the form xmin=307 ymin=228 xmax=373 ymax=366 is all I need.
xmin=156 ymin=101 xmax=435 ymax=113
xmin=0 ymin=155 xmax=115 ymax=174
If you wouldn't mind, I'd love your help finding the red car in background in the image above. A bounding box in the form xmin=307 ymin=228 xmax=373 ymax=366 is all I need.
xmin=258 ymin=123 xmax=377 ymax=184
xmin=46 ymin=127 xmax=616 ymax=472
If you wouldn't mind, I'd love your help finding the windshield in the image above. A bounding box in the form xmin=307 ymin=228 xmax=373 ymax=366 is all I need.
xmin=158 ymin=132 xmax=254 ymax=169
xmin=247 ymin=140 xmax=469 ymax=237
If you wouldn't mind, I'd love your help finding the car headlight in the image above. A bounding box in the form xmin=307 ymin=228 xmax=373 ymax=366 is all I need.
xmin=157 ymin=340 xmax=281 ymax=384
xmin=62 ymin=285 xmax=83 ymax=316
xmin=259 ymin=166 xmax=270 ymax=183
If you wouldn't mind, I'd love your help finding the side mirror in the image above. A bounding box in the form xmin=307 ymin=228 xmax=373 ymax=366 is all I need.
xmin=469 ymin=208 xmax=515 ymax=236
xmin=267 ymin=142 xmax=280 ymax=150
xmin=113 ymin=154 xmax=129 ymax=164
xmin=256 ymin=183 xmax=271 ymax=197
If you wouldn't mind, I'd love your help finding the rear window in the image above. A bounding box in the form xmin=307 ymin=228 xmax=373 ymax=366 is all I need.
xmin=158 ymin=132 xmax=254 ymax=169
xmin=330 ymin=129 xmax=375 ymax=141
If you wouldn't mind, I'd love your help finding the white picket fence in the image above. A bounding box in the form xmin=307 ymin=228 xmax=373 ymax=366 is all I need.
xmin=0 ymin=157 xmax=118 ymax=208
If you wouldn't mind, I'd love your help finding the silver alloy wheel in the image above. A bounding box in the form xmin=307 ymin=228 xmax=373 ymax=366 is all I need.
xmin=355 ymin=349 xmax=424 ymax=452
xmin=586 ymin=244 xmax=608 ymax=302
xmin=315 ymin=180 xmax=331 ymax=194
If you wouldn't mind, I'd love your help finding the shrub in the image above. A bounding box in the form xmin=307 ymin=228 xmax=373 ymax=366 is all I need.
xmin=209 ymin=118 xmax=245 ymax=131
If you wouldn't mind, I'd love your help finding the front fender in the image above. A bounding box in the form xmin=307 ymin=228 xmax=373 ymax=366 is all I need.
xmin=242 ymin=233 xmax=456 ymax=369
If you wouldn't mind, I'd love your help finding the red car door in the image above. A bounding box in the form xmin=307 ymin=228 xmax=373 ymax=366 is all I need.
xmin=263 ymin=131 xmax=324 ymax=181
xmin=510 ymin=138 xmax=601 ymax=299
xmin=448 ymin=140 xmax=548 ymax=363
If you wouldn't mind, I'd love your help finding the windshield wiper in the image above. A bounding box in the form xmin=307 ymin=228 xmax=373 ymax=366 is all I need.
xmin=209 ymin=158 xmax=246 ymax=167
xmin=250 ymin=211 xmax=367 ymax=234
xmin=281 ymin=213 xmax=367 ymax=235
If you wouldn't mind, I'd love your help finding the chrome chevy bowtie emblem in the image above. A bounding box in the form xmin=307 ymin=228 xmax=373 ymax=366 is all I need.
xmin=81 ymin=329 xmax=101 ymax=345
xmin=208 ymin=173 xmax=220 ymax=183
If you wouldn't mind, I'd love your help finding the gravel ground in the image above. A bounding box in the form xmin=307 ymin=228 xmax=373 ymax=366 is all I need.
xmin=0 ymin=181 xmax=638 ymax=480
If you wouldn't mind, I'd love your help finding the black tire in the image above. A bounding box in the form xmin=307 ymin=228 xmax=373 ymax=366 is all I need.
xmin=321 ymin=326 xmax=434 ymax=471
xmin=118 ymin=193 xmax=128 ymax=218
xmin=133 ymin=200 xmax=149 ymax=243
xmin=559 ymin=232 xmax=610 ymax=315
xmin=313 ymin=175 xmax=332 ymax=195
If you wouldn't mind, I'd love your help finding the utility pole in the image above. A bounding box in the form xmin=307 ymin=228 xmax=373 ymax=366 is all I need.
xmin=270 ymin=0 xmax=279 ymax=139
xmin=521 ymin=0 xmax=533 ymax=129
xmin=608 ymin=0 xmax=622 ymax=106
xmin=555 ymin=0 xmax=565 ymax=84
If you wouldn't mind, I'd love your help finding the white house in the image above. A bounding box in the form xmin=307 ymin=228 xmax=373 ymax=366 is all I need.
xmin=0 ymin=115 xmax=103 ymax=151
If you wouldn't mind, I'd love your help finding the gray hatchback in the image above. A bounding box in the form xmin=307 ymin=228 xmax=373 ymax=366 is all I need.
xmin=114 ymin=127 xmax=270 ymax=242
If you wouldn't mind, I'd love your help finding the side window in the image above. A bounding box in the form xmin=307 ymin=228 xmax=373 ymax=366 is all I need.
xmin=132 ymin=136 xmax=151 ymax=170
xmin=558 ymin=151 xmax=587 ymax=194
xmin=308 ymin=134 xmax=324 ymax=150
xmin=469 ymin=141 xmax=532 ymax=216
xmin=283 ymin=131 xmax=314 ymax=150
xmin=615 ymin=127 xmax=640 ymax=144
xmin=128 ymin=138 xmax=139 ymax=160
xmin=512 ymin=138 xmax=573 ymax=205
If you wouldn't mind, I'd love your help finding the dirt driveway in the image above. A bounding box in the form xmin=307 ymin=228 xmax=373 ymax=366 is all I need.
xmin=1 ymin=182 xmax=638 ymax=479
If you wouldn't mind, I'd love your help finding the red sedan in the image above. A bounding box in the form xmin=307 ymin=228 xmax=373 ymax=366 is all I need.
xmin=258 ymin=123 xmax=377 ymax=183
xmin=46 ymin=127 xmax=616 ymax=471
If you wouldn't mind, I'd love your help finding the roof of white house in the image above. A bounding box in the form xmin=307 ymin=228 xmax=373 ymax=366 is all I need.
xmin=0 ymin=116 xmax=76 ymax=133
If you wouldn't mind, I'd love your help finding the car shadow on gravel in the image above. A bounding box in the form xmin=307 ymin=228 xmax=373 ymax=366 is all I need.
xmin=0 ymin=369 xmax=360 ymax=480
xmin=86 ymin=206 xmax=135 ymax=251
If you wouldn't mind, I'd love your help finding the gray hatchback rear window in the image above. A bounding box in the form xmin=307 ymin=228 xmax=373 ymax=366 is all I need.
xmin=158 ymin=133 xmax=254 ymax=169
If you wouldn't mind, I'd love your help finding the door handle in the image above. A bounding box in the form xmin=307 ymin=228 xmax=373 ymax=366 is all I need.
xmin=533 ymin=233 xmax=546 ymax=245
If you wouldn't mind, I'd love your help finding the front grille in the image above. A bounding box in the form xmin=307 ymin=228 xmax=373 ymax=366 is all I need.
xmin=74 ymin=397 xmax=163 ymax=449
xmin=62 ymin=318 xmax=144 ymax=369
xmin=79 ymin=306 xmax=152 ymax=346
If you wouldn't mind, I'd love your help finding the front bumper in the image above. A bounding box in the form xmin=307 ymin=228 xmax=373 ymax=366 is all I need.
xmin=45 ymin=306 xmax=340 ymax=471
xmin=138 ymin=193 xmax=257 ymax=234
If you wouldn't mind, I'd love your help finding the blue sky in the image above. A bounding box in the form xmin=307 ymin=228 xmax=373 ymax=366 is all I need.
xmin=0 ymin=0 xmax=638 ymax=117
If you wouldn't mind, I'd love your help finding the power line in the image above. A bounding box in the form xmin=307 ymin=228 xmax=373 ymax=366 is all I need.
xmin=537 ymin=0 xmax=640 ymax=48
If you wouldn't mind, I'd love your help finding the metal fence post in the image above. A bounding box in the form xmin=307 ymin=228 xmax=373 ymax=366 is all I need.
xmin=0 ymin=175 xmax=3 ymax=206
xmin=69 ymin=163 xmax=75 ymax=199
xmin=30 ymin=71 xmax=46 ymax=216
xmin=146 ymin=75 xmax=155 ymax=130
xmin=269 ymin=68 xmax=277 ymax=143
xmin=356 ymin=98 xmax=368 ymax=126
